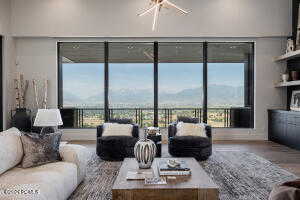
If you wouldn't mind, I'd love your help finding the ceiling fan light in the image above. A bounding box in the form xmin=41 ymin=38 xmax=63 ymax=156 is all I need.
xmin=138 ymin=0 xmax=189 ymax=31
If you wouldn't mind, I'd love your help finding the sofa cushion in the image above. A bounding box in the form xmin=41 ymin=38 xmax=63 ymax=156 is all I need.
xmin=176 ymin=122 xmax=206 ymax=137
xmin=20 ymin=132 xmax=62 ymax=168
xmin=59 ymin=144 xmax=90 ymax=184
xmin=0 ymin=128 xmax=23 ymax=175
xmin=102 ymin=123 xmax=133 ymax=137
xmin=0 ymin=162 xmax=78 ymax=200
xmin=169 ymin=136 xmax=211 ymax=148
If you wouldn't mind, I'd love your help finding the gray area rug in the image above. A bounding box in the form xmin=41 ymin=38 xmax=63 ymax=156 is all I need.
xmin=69 ymin=151 xmax=298 ymax=200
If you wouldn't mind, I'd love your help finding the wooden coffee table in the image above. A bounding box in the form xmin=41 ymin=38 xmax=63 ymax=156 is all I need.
xmin=112 ymin=158 xmax=219 ymax=200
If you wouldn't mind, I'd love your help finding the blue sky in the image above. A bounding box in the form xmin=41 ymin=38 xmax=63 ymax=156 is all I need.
xmin=63 ymin=62 xmax=244 ymax=98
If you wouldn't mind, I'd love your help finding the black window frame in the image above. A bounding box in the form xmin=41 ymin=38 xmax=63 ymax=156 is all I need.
xmin=0 ymin=36 xmax=3 ymax=131
xmin=57 ymin=41 xmax=254 ymax=129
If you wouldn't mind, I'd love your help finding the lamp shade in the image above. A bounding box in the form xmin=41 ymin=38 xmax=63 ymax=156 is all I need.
xmin=33 ymin=109 xmax=63 ymax=127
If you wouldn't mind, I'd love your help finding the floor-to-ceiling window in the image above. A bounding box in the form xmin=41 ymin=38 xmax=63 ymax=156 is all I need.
xmin=0 ymin=36 xmax=2 ymax=131
xmin=158 ymin=43 xmax=203 ymax=127
xmin=207 ymin=43 xmax=254 ymax=128
xmin=58 ymin=41 xmax=254 ymax=129
xmin=108 ymin=43 xmax=154 ymax=126
xmin=58 ymin=42 xmax=105 ymax=128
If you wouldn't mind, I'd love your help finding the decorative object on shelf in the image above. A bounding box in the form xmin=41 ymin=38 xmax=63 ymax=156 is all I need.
xmin=32 ymin=79 xmax=39 ymax=109
xmin=11 ymin=108 xmax=31 ymax=132
xmin=14 ymin=73 xmax=29 ymax=109
xmin=33 ymin=109 xmax=63 ymax=135
xmin=134 ymin=128 xmax=157 ymax=169
xmin=12 ymin=70 xmax=31 ymax=132
xmin=281 ymin=73 xmax=289 ymax=83
xmin=290 ymin=90 xmax=300 ymax=111
xmin=138 ymin=0 xmax=189 ymax=31
xmin=291 ymin=71 xmax=300 ymax=81
xmin=296 ymin=4 xmax=300 ymax=50
xmin=286 ymin=39 xmax=295 ymax=53
xmin=31 ymin=79 xmax=50 ymax=133
xmin=32 ymin=79 xmax=49 ymax=109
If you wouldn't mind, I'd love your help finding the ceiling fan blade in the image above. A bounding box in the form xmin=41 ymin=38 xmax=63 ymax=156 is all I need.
xmin=164 ymin=0 xmax=188 ymax=14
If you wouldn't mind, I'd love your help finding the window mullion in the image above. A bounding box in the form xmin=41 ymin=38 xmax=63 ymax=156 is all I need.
xmin=104 ymin=41 xmax=109 ymax=122
xmin=154 ymin=41 xmax=159 ymax=127
xmin=203 ymin=42 xmax=208 ymax=123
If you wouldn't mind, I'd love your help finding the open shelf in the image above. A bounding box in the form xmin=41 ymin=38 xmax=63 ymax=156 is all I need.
xmin=275 ymin=80 xmax=300 ymax=87
xmin=273 ymin=49 xmax=300 ymax=62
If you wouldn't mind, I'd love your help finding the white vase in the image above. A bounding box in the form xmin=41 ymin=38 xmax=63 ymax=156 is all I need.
xmin=134 ymin=139 xmax=156 ymax=169
xmin=282 ymin=74 xmax=289 ymax=82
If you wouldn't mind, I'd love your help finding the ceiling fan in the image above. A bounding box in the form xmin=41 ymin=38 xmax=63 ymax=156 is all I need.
xmin=138 ymin=0 xmax=189 ymax=31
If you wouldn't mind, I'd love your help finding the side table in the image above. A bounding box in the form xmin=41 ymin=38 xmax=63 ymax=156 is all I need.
xmin=147 ymin=133 xmax=161 ymax=157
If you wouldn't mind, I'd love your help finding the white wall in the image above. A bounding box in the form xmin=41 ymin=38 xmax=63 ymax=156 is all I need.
xmin=0 ymin=0 xmax=16 ymax=129
xmin=0 ymin=0 xmax=10 ymax=35
xmin=11 ymin=0 xmax=292 ymax=37
xmin=15 ymin=37 xmax=287 ymax=140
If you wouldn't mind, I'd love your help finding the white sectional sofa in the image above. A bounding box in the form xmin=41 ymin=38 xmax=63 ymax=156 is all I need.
xmin=0 ymin=128 xmax=90 ymax=200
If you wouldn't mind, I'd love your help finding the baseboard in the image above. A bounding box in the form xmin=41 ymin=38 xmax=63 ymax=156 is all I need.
xmin=212 ymin=128 xmax=268 ymax=140
xmin=212 ymin=133 xmax=267 ymax=140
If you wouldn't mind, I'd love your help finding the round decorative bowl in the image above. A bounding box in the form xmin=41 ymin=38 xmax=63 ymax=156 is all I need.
xmin=134 ymin=139 xmax=157 ymax=169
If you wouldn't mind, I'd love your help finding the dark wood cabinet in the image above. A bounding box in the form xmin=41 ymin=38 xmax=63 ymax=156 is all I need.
xmin=268 ymin=110 xmax=300 ymax=150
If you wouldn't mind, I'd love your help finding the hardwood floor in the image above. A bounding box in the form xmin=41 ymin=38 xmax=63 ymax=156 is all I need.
xmin=69 ymin=140 xmax=300 ymax=177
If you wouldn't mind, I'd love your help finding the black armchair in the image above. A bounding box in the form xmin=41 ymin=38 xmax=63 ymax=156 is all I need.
xmin=96 ymin=119 xmax=139 ymax=161
xmin=168 ymin=117 xmax=212 ymax=161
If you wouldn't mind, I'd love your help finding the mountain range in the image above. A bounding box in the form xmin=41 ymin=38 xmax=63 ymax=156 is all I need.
xmin=63 ymin=85 xmax=244 ymax=108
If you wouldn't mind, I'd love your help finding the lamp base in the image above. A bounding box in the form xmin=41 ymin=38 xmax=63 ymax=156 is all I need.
xmin=40 ymin=126 xmax=55 ymax=135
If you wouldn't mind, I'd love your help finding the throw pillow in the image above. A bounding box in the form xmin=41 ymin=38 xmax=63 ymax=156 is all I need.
xmin=102 ymin=123 xmax=133 ymax=137
xmin=20 ymin=132 xmax=62 ymax=168
xmin=176 ymin=122 xmax=207 ymax=137
xmin=109 ymin=118 xmax=132 ymax=124
xmin=177 ymin=116 xmax=199 ymax=123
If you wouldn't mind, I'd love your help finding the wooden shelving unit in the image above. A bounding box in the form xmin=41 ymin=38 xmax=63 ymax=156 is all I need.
xmin=275 ymin=80 xmax=300 ymax=88
xmin=273 ymin=49 xmax=300 ymax=62
xmin=273 ymin=49 xmax=300 ymax=88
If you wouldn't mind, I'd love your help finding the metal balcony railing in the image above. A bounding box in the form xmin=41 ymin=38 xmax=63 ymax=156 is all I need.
xmin=60 ymin=107 xmax=252 ymax=129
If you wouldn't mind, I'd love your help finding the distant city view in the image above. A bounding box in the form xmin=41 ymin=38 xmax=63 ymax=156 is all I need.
xmin=62 ymin=63 xmax=245 ymax=128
